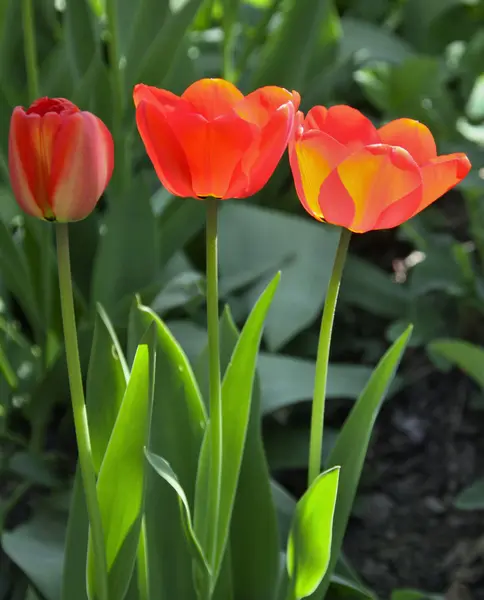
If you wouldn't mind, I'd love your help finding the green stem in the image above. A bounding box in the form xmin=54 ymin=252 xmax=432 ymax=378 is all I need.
xmin=55 ymin=223 xmax=109 ymax=600
xmin=205 ymin=198 xmax=222 ymax=581
xmin=308 ymin=227 xmax=351 ymax=486
xmin=22 ymin=0 xmax=40 ymax=100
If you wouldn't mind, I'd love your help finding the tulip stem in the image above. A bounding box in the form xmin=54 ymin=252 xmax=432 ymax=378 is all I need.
xmin=22 ymin=0 xmax=40 ymax=100
xmin=205 ymin=198 xmax=222 ymax=583
xmin=308 ymin=227 xmax=351 ymax=487
xmin=55 ymin=223 xmax=109 ymax=600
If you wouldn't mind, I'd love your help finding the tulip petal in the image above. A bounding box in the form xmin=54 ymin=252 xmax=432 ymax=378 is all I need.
xmin=414 ymin=152 xmax=471 ymax=214
xmin=289 ymin=130 xmax=349 ymax=220
xmin=8 ymin=108 xmax=63 ymax=219
xmin=318 ymin=144 xmax=422 ymax=233
xmin=133 ymin=84 xmax=190 ymax=114
xmin=304 ymin=105 xmax=380 ymax=150
xmin=136 ymin=100 xmax=194 ymax=197
xmin=227 ymin=102 xmax=295 ymax=198
xmin=373 ymin=187 xmax=423 ymax=230
xmin=50 ymin=112 xmax=114 ymax=221
xmin=235 ymin=86 xmax=300 ymax=127
xmin=181 ymin=78 xmax=244 ymax=120
xmin=170 ymin=111 xmax=255 ymax=198
xmin=378 ymin=118 xmax=437 ymax=166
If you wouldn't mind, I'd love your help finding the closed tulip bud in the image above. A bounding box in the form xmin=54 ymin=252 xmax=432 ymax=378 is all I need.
xmin=134 ymin=78 xmax=300 ymax=200
xmin=290 ymin=105 xmax=471 ymax=233
xmin=8 ymin=97 xmax=114 ymax=222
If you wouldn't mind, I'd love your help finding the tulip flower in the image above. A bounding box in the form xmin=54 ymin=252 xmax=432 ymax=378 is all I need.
xmin=289 ymin=105 xmax=471 ymax=233
xmin=134 ymin=78 xmax=300 ymax=199
xmin=9 ymin=97 xmax=114 ymax=222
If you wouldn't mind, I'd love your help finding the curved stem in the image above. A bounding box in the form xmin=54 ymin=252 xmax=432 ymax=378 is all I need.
xmin=22 ymin=0 xmax=39 ymax=100
xmin=56 ymin=223 xmax=109 ymax=600
xmin=308 ymin=227 xmax=351 ymax=486
xmin=205 ymin=198 xmax=222 ymax=580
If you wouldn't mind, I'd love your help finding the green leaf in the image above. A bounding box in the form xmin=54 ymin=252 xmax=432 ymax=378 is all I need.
xmin=129 ymin=0 xmax=204 ymax=89
xmin=258 ymin=354 xmax=373 ymax=414
xmin=212 ymin=273 xmax=280 ymax=582
xmin=128 ymin=303 xmax=206 ymax=600
xmin=86 ymin=305 xmax=129 ymax=473
xmin=340 ymin=257 xmax=410 ymax=319
xmin=62 ymin=312 xmax=129 ymax=600
xmin=122 ymin=0 xmax=170 ymax=87
xmin=287 ymin=467 xmax=340 ymax=599
xmin=61 ymin=472 xmax=89 ymax=600
xmin=87 ymin=325 xmax=156 ymax=600
xmin=0 ymin=335 xmax=17 ymax=388
xmin=339 ymin=18 xmax=413 ymax=65
xmin=428 ymin=339 xmax=484 ymax=391
xmin=2 ymin=511 xmax=64 ymax=600
xmin=315 ymin=326 xmax=413 ymax=598
xmin=219 ymin=203 xmax=340 ymax=350
xmin=92 ymin=178 xmax=159 ymax=320
xmin=454 ymin=477 xmax=484 ymax=510
xmin=251 ymin=0 xmax=336 ymax=90
xmin=157 ymin=197 xmax=206 ymax=265
xmin=145 ymin=450 xmax=210 ymax=576
xmin=64 ymin=0 xmax=98 ymax=77
xmin=195 ymin=307 xmax=281 ymax=599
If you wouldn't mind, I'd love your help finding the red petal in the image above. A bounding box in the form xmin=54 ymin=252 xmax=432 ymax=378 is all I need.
xmin=8 ymin=107 xmax=62 ymax=219
xmin=51 ymin=112 xmax=114 ymax=221
xmin=181 ymin=78 xmax=244 ymax=120
xmin=304 ymin=105 xmax=379 ymax=151
xmin=378 ymin=118 xmax=437 ymax=166
xmin=289 ymin=130 xmax=349 ymax=221
xmin=415 ymin=152 xmax=471 ymax=214
xmin=228 ymin=102 xmax=295 ymax=197
xmin=373 ymin=186 xmax=423 ymax=230
xmin=133 ymin=84 xmax=187 ymax=113
xmin=235 ymin=86 xmax=299 ymax=127
xmin=318 ymin=144 xmax=422 ymax=233
xmin=136 ymin=100 xmax=194 ymax=197
xmin=169 ymin=111 xmax=255 ymax=198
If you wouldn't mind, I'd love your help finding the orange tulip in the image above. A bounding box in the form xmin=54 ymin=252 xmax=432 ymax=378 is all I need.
xmin=134 ymin=78 xmax=300 ymax=199
xmin=289 ymin=105 xmax=471 ymax=233
xmin=9 ymin=97 xmax=114 ymax=222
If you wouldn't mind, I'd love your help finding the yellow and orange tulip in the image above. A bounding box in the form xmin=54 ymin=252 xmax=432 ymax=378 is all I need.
xmin=289 ymin=105 xmax=471 ymax=232
xmin=134 ymin=78 xmax=300 ymax=199
xmin=9 ymin=97 xmax=114 ymax=222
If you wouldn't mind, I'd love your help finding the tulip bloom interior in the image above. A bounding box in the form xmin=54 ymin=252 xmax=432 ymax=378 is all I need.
xmin=9 ymin=97 xmax=114 ymax=222
xmin=289 ymin=105 xmax=471 ymax=233
xmin=134 ymin=78 xmax=300 ymax=200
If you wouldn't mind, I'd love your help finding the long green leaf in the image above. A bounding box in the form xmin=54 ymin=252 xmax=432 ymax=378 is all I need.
xmin=429 ymin=339 xmax=484 ymax=391
xmin=195 ymin=306 xmax=281 ymax=599
xmin=62 ymin=311 xmax=129 ymax=600
xmin=87 ymin=325 xmax=156 ymax=600
xmin=86 ymin=305 xmax=129 ymax=473
xmin=91 ymin=178 xmax=158 ymax=320
xmin=287 ymin=467 xmax=340 ymax=600
xmin=145 ymin=450 xmax=210 ymax=576
xmin=127 ymin=0 xmax=204 ymax=90
xmin=128 ymin=302 xmax=206 ymax=600
xmin=315 ymin=326 xmax=413 ymax=598
xmin=212 ymin=273 xmax=280 ymax=583
xmin=251 ymin=0 xmax=335 ymax=90
xmin=65 ymin=0 xmax=98 ymax=77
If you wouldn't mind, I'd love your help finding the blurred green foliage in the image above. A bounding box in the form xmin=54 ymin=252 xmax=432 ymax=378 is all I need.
xmin=0 ymin=0 xmax=482 ymax=598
